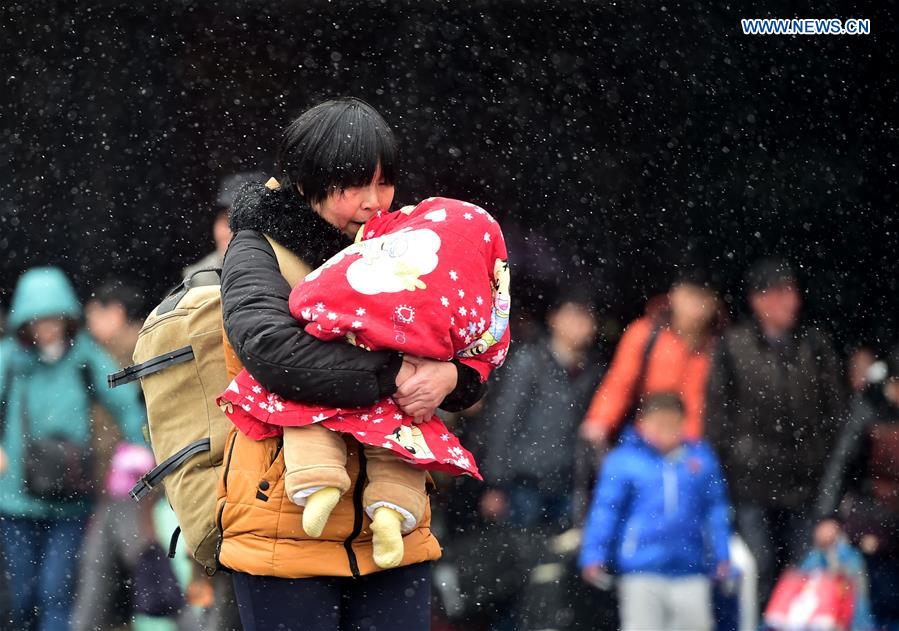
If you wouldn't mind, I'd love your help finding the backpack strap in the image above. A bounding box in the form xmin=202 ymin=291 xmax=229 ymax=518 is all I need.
xmin=129 ymin=437 xmax=211 ymax=501
xmin=108 ymin=346 xmax=195 ymax=389
xmin=156 ymin=269 xmax=222 ymax=316
xmin=168 ymin=526 xmax=182 ymax=559
xmin=264 ymin=235 xmax=312 ymax=287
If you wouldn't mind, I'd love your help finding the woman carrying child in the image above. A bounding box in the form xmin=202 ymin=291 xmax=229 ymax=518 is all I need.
xmin=217 ymin=98 xmax=494 ymax=631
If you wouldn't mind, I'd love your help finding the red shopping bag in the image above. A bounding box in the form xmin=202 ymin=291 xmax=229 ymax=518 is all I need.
xmin=764 ymin=569 xmax=855 ymax=631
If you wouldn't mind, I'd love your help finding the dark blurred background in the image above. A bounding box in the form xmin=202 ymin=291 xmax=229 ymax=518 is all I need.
xmin=2 ymin=0 xmax=895 ymax=350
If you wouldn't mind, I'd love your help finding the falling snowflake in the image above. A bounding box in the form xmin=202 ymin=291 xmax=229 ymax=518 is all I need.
xmin=356 ymin=307 xmax=366 ymax=316
xmin=449 ymin=270 xmax=458 ymax=281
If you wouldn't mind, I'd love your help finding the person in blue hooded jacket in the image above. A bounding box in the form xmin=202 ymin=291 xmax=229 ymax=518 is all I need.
xmin=579 ymin=392 xmax=732 ymax=631
xmin=0 ymin=266 xmax=145 ymax=631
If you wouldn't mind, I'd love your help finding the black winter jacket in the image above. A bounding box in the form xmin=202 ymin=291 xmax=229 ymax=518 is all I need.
xmin=221 ymin=181 xmax=483 ymax=410
xmin=705 ymin=319 xmax=846 ymax=508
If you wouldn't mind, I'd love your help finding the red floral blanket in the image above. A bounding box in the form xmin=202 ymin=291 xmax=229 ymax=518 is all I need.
xmin=219 ymin=197 xmax=510 ymax=478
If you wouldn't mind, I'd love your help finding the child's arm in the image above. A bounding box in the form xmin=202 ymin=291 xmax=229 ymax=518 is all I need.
xmin=579 ymin=451 xmax=630 ymax=570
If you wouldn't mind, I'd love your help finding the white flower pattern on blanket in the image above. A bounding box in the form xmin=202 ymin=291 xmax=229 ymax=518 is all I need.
xmin=304 ymin=227 xmax=442 ymax=295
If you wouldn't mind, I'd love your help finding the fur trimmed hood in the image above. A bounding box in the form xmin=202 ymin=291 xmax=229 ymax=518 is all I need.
xmin=228 ymin=180 xmax=350 ymax=267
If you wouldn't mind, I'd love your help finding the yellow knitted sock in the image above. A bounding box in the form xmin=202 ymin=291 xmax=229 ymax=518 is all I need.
xmin=302 ymin=487 xmax=342 ymax=538
xmin=371 ymin=506 xmax=405 ymax=569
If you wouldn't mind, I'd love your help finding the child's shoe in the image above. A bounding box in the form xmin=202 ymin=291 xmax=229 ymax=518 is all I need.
xmin=371 ymin=506 xmax=405 ymax=569
xmin=302 ymin=487 xmax=342 ymax=537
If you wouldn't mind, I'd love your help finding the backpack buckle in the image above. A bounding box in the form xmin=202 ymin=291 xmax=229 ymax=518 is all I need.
xmin=130 ymin=476 xmax=155 ymax=502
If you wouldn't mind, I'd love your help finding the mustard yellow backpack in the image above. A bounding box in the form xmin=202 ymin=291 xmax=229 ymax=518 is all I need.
xmin=108 ymin=235 xmax=308 ymax=573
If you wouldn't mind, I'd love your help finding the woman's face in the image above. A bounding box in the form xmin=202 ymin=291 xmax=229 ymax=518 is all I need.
xmin=311 ymin=165 xmax=395 ymax=239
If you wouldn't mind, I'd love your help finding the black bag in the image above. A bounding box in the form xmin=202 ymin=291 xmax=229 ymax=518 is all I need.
xmin=518 ymin=530 xmax=619 ymax=631
xmin=23 ymin=436 xmax=94 ymax=501
xmin=0 ymin=365 xmax=96 ymax=502
xmin=435 ymin=524 xmax=539 ymax=626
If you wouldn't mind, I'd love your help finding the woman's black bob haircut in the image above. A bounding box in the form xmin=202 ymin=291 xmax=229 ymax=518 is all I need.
xmin=278 ymin=97 xmax=398 ymax=206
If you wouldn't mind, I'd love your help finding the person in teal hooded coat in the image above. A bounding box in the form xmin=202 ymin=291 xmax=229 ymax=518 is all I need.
xmin=0 ymin=266 xmax=145 ymax=631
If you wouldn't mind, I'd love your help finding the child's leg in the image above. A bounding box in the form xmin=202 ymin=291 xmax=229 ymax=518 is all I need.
xmin=666 ymin=575 xmax=712 ymax=631
xmin=283 ymin=425 xmax=351 ymax=537
xmin=617 ymin=574 xmax=667 ymax=631
xmin=363 ymin=446 xmax=428 ymax=531
xmin=363 ymin=446 xmax=427 ymax=569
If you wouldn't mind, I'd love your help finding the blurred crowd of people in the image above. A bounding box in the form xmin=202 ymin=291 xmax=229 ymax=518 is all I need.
xmin=433 ymin=256 xmax=899 ymax=631
xmin=1 ymin=173 xmax=898 ymax=631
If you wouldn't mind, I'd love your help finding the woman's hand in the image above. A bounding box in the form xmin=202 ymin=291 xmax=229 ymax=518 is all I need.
xmin=394 ymin=356 xmax=458 ymax=422
xmin=814 ymin=518 xmax=842 ymax=550
xmin=0 ymin=447 xmax=6 ymax=476
xmin=395 ymin=358 xmax=417 ymax=389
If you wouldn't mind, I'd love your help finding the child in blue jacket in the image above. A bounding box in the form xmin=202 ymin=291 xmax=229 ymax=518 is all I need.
xmin=579 ymin=392 xmax=732 ymax=631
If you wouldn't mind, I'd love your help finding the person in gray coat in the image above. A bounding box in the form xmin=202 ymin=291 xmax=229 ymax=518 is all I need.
xmin=480 ymin=291 xmax=605 ymax=532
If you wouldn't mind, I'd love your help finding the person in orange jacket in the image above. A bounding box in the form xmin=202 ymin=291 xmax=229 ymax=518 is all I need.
xmin=580 ymin=269 xmax=724 ymax=445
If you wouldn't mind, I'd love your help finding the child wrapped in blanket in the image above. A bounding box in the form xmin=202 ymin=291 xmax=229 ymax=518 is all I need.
xmin=219 ymin=197 xmax=510 ymax=568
